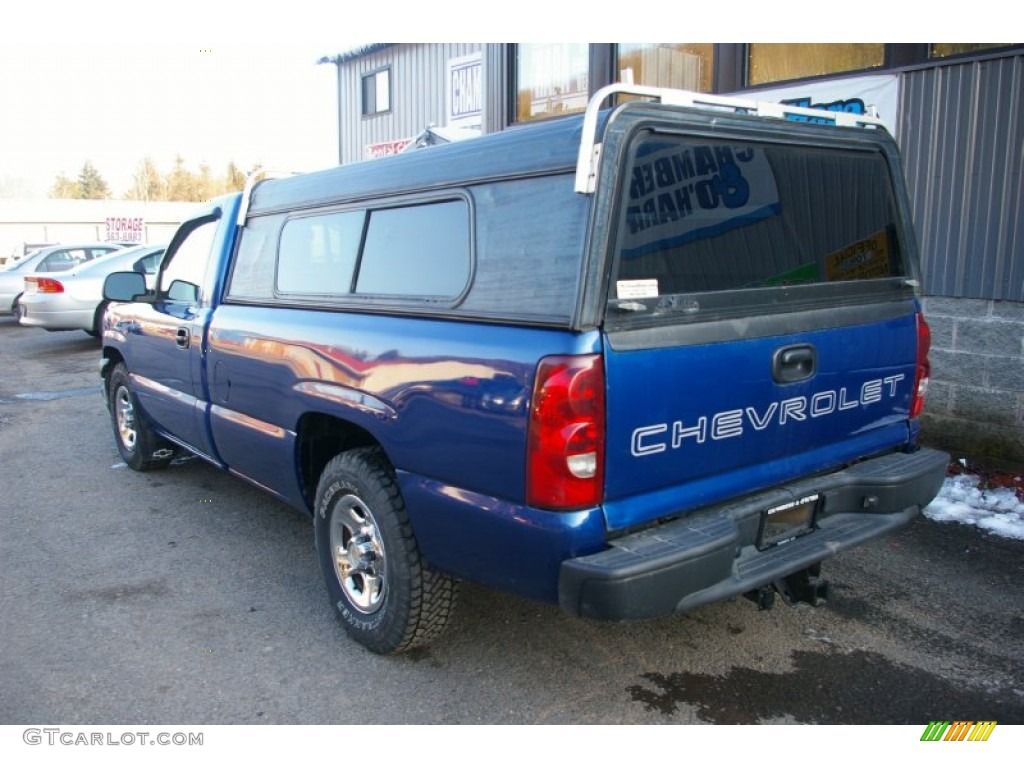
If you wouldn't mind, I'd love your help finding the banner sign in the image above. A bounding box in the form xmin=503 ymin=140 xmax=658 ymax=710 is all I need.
xmin=735 ymin=73 xmax=900 ymax=137
xmin=622 ymin=143 xmax=780 ymax=259
xmin=447 ymin=53 xmax=482 ymax=128
xmin=105 ymin=216 xmax=144 ymax=243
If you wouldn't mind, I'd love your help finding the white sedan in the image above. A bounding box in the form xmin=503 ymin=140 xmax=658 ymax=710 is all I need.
xmin=0 ymin=243 xmax=124 ymax=315
xmin=18 ymin=244 xmax=165 ymax=336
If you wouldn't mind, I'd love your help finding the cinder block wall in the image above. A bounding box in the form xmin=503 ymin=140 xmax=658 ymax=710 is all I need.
xmin=920 ymin=297 xmax=1024 ymax=464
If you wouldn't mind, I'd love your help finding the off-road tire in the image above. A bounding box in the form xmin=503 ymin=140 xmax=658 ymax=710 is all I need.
xmin=314 ymin=447 xmax=458 ymax=654
xmin=108 ymin=362 xmax=172 ymax=471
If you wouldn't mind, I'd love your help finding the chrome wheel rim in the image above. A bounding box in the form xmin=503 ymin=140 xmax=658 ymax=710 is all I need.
xmin=329 ymin=494 xmax=386 ymax=614
xmin=115 ymin=385 xmax=137 ymax=450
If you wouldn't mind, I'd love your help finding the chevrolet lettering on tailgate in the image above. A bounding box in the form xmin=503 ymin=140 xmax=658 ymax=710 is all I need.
xmin=632 ymin=375 xmax=907 ymax=456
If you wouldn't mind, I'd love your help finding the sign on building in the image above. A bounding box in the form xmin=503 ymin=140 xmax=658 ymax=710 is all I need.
xmin=737 ymin=74 xmax=900 ymax=136
xmin=105 ymin=216 xmax=144 ymax=243
xmin=447 ymin=53 xmax=482 ymax=128
xmin=365 ymin=138 xmax=414 ymax=159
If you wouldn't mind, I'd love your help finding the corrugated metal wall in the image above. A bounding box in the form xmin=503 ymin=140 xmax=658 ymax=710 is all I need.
xmin=899 ymin=54 xmax=1024 ymax=301
xmin=339 ymin=43 xmax=482 ymax=165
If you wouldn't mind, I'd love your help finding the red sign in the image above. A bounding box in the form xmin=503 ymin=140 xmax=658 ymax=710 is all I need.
xmin=365 ymin=139 xmax=412 ymax=159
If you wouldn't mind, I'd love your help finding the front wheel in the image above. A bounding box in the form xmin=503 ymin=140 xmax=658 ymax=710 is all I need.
xmin=108 ymin=362 xmax=173 ymax=471
xmin=314 ymin=447 xmax=458 ymax=654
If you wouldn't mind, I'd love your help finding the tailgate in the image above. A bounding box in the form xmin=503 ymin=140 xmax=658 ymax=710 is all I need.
xmin=594 ymin=114 xmax=923 ymax=532
xmin=601 ymin=305 xmax=917 ymax=531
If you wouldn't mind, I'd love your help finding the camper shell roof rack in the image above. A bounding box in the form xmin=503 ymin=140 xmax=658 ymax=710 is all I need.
xmin=574 ymin=84 xmax=887 ymax=194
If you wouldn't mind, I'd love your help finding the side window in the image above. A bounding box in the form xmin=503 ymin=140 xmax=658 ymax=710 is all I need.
xmin=356 ymin=200 xmax=470 ymax=297
xmin=40 ymin=249 xmax=86 ymax=272
xmin=160 ymin=219 xmax=218 ymax=302
xmin=37 ymin=252 xmax=61 ymax=271
xmin=277 ymin=211 xmax=363 ymax=295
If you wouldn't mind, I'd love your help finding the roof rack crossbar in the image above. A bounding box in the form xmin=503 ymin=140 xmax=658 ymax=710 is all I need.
xmin=574 ymin=84 xmax=886 ymax=194
xmin=237 ymin=170 xmax=300 ymax=227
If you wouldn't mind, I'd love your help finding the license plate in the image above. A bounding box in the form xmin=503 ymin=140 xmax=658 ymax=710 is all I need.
xmin=758 ymin=493 xmax=819 ymax=549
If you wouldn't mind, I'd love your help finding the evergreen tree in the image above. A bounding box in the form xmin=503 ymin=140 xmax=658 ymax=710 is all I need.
xmin=223 ymin=161 xmax=247 ymax=193
xmin=196 ymin=162 xmax=215 ymax=202
xmin=165 ymin=155 xmax=197 ymax=201
xmin=77 ymin=161 xmax=110 ymax=199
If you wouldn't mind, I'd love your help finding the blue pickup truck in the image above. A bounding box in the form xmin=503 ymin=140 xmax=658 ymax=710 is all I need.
xmin=100 ymin=86 xmax=948 ymax=654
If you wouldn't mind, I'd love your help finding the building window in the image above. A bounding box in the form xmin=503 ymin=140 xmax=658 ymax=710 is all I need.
xmin=515 ymin=44 xmax=589 ymax=123
xmin=362 ymin=68 xmax=391 ymax=116
xmin=747 ymin=44 xmax=884 ymax=86
xmin=617 ymin=44 xmax=714 ymax=94
xmin=929 ymin=43 xmax=1014 ymax=58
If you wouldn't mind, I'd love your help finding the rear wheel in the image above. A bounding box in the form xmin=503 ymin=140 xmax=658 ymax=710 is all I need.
xmin=314 ymin=447 xmax=458 ymax=654
xmin=108 ymin=362 xmax=172 ymax=471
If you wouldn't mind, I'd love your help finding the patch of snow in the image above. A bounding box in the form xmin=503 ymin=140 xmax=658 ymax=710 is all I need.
xmin=924 ymin=473 xmax=1024 ymax=540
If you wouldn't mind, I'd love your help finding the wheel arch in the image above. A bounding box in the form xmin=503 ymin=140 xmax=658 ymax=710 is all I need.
xmin=100 ymin=347 xmax=126 ymax=402
xmin=296 ymin=411 xmax=382 ymax=512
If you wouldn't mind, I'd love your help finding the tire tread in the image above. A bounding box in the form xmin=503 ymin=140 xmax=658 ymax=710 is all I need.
xmin=316 ymin=447 xmax=458 ymax=654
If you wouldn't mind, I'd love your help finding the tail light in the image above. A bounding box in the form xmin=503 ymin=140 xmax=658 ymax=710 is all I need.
xmin=911 ymin=312 xmax=931 ymax=419
xmin=526 ymin=354 xmax=605 ymax=510
xmin=27 ymin=277 xmax=64 ymax=294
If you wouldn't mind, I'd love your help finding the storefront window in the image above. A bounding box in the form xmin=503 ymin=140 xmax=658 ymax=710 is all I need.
xmin=929 ymin=43 xmax=1013 ymax=58
xmin=748 ymin=44 xmax=884 ymax=86
xmin=617 ymin=44 xmax=714 ymax=93
xmin=515 ymin=44 xmax=589 ymax=123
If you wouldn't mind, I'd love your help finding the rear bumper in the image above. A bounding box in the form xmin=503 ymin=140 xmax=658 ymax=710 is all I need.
xmin=17 ymin=297 xmax=93 ymax=330
xmin=559 ymin=447 xmax=949 ymax=620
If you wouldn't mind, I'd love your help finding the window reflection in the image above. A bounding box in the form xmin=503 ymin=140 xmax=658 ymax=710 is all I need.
xmin=617 ymin=43 xmax=714 ymax=94
xmin=515 ymin=44 xmax=589 ymax=123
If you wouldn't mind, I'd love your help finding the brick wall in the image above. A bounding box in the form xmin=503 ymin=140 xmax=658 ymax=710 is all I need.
xmin=920 ymin=297 xmax=1024 ymax=464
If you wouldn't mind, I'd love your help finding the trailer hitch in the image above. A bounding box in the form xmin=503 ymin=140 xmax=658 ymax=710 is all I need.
xmin=744 ymin=563 xmax=829 ymax=610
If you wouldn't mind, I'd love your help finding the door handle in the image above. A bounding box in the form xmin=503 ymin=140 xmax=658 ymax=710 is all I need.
xmin=176 ymin=327 xmax=191 ymax=350
xmin=773 ymin=344 xmax=816 ymax=384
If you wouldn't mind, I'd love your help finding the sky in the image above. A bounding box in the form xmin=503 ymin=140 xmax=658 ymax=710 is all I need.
xmin=0 ymin=2 xmax=1006 ymax=199
xmin=0 ymin=43 xmax=341 ymax=197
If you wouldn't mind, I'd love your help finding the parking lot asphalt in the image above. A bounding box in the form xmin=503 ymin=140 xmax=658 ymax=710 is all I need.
xmin=1 ymin=316 xmax=1022 ymax=725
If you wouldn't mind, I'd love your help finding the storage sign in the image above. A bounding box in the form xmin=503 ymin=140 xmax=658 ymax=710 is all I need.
xmin=622 ymin=143 xmax=780 ymax=259
xmin=105 ymin=216 xmax=144 ymax=243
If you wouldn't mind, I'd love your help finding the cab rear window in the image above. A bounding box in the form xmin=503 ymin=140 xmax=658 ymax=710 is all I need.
xmin=613 ymin=134 xmax=907 ymax=298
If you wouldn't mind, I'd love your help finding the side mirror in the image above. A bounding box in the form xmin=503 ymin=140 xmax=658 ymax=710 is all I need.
xmin=103 ymin=271 xmax=148 ymax=301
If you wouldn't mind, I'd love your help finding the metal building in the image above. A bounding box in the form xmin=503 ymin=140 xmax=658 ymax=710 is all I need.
xmin=318 ymin=43 xmax=1024 ymax=462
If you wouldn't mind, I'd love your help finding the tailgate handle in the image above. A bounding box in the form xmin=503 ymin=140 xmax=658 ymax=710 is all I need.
xmin=773 ymin=345 xmax=816 ymax=384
